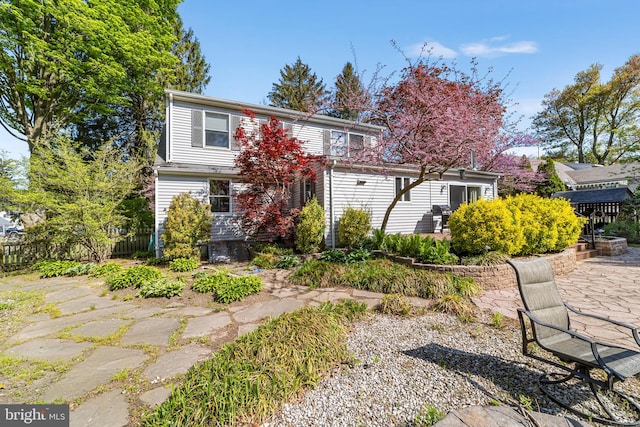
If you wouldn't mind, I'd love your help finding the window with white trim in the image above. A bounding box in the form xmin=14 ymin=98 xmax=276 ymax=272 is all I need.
xmin=330 ymin=131 xmax=366 ymax=157
xmin=205 ymin=112 xmax=229 ymax=148
xmin=209 ymin=179 xmax=231 ymax=213
xmin=395 ymin=177 xmax=411 ymax=201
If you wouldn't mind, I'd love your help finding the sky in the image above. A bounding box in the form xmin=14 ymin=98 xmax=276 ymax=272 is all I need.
xmin=2 ymin=0 xmax=639 ymax=159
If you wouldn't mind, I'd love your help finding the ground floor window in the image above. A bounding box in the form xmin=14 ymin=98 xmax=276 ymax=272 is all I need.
xmin=395 ymin=177 xmax=411 ymax=201
xmin=209 ymin=179 xmax=231 ymax=213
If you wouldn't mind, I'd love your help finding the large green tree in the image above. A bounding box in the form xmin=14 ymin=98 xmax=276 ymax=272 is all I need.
xmin=330 ymin=62 xmax=366 ymax=121
xmin=268 ymin=57 xmax=327 ymax=112
xmin=17 ymin=136 xmax=141 ymax=262
xmin=72 ymin=14 xmax=211 ymax=164
xmin=0 ymin=0 xmax=180 ymax=155
xmin=532 ymin=55 xmax=640 ymax=164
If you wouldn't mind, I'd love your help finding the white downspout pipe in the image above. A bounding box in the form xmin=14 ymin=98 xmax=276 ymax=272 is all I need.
xmin=329 ymin=160 xmax=336 ymax=248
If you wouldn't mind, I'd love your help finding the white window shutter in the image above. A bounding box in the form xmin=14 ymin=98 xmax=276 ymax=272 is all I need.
xmin=230 ymin=115 xmax=241 ymax=151
xmin=323 ymin=130 xmax=331 ymax=155
xmin=191 ymin=109 xmax=203 ymax=147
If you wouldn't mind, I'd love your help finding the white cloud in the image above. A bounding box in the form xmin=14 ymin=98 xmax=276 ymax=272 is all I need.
xmin=405 ymin=41 xmax=458 ymax=59
xmin=460 ymin=39 xmax=538 ymax=58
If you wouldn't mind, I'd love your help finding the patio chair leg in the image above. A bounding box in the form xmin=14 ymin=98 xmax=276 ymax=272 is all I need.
xmin=538 ymin=372 xmax=640 ymax=426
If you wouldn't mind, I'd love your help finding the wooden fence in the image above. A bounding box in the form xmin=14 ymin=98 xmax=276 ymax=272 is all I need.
xmin=1 ymin=229 xmax=153 ymax=271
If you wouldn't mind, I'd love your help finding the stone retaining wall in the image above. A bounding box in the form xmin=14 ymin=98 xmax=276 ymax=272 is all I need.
xmin=383 ymin=248 xmax=577 ymax=291
xmin=594 ymin=237 xmax=627 ymax=256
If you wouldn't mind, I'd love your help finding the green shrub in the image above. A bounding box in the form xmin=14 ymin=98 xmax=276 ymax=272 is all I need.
xmin=414 ymin=403 xmax=446 ymax=427
xmin=295 ymin=197 xmax=325 ymax=253
xmin=604 ymin=220 xmax=640 ymax=243
xmin=288 ymin=259 xmax=336 ymax=288
xmin=65 ymin=263 xmax=96 ymax=276
xmin=449 ymin=198 xmax=525 ymax=255
xmin=291 ymin=258 xmax=469 ymax=300
xmin=89 ymin=262 xmax=123 ymax=278
xmin=449 ymin=194 xmax=585 ymax=256
xmin=461 ymin=251 xmax=509 ymax=266
xmin=370 ymin=229 xmax=386 ymax=250
xmin=378 ymin=294 xmax=413 ymax=316
xmin=32 ymin=260 xmax=82 ymax=278
xmin=169 ymin=257 xmax=199 ymax=272
xmin=320 ymin=249 xmax=347 ymax=264
xmin=214 ymin=275 xmax=263 ymax=303
xmin=192 ymin=271 xmax=263 ymax=303
xmin=251 ymin=242 xmax=293 ymax=256
xmin=145 ymin=256 xmax=167 ymax=266
xmin=432 ymin=294 xmax=475 ymax=318
xmin=162 ymin=192 xmax=213 ymax=259
xmin=417 ymin=239 xmax=458 ymax=265
xmin=251 ymin=253 xmax=278 ymax=269
xmin=346 ymin=248 xmax=372 ymax=263
xmin=337 ymin=206 xmax=371 ymax=248
xmin=275 ymin=255 xmax=300 ymax=269
xmin=106 ymin=265 xmax=163 ymax=290
xmin=192 ymin=271 xmax=229 ymax=293
xmin=131 ymin=250 xmax=154 ymax=259
xmin=137 ymin=279 xmax=185 ymax=298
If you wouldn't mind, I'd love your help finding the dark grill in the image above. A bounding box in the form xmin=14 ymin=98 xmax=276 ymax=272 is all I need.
xmin=432 ymin=205 xmax=452 ymax=232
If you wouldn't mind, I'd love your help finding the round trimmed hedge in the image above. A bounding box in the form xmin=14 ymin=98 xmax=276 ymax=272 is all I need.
xmin=448 ymin=194 xmax=586 ymax=256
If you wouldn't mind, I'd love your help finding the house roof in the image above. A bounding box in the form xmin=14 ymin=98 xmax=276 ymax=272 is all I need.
xmin=566 ymin=162 xmax=640 ymax=185
xmin=551 ymin=187 xmax=633 ymax=204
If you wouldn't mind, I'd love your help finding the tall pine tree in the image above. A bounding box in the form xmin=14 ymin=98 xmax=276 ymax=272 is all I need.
xmin=268 ymin=57 xmax=327 ymax=112
xmin=330 ymin=62 xmax=366 ymax=121
xmin=536 ymin=158 xmax=567 ymax=198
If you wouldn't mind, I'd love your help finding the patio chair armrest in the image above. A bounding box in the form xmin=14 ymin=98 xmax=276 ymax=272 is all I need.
xmin=519 ymin=308 xmax=597 ymax=345
xmin=519 ymin=308 xmax=612 ymax=371
xmin=565 ymin=303 xmax=640 ymax=347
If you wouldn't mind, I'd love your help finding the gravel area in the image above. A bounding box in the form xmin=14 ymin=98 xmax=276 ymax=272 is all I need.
xmin=264 ymin=311 xmax=640 ymax=427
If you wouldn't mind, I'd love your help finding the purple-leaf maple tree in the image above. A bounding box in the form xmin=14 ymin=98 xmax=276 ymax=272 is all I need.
xmin=233 ymin=109 xmax=322 ymax=241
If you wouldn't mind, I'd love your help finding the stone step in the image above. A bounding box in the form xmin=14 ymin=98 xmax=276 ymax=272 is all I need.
xmin=576 ymin=248 xmax=599 ymax=260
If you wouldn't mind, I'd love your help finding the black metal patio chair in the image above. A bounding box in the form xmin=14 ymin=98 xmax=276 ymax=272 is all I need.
xmin=508 ymin=257 xmax=640 ymax=425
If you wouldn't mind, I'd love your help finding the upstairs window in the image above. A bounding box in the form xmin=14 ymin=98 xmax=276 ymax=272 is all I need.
xmin=330 ymin=131 xmax=347 ymax=156
xmin=329 ymin=131 xmax=366 ymax=157
xmin=209 ymin=179 xmax=231 ymax=213
xmin=205 ymin=113 xmax=229 ymax=148
xmin=395 ymin=177 xmax=411 ymax=201
xmin=349 ymin=133 xmax=365 ymax=157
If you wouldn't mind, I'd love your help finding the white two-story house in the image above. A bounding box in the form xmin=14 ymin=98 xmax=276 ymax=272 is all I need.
xmin=154 ymin=89 xmax=501 ymax=259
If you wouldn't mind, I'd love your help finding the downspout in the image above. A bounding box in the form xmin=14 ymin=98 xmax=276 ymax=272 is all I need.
xmin=153 ymin=169 xmax=160 ymax=257
xmin=167 ymin=93 xmax=173 ymax=162
xmin=329 ymin=160 xmax=336 ymax=249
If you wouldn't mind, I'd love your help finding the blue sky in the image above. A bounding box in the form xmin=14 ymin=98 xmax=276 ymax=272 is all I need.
xmin=2 ymin=0 xmax=639 ymax=159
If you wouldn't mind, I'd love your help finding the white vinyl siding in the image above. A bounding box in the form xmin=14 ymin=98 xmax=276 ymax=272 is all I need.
xmin=169 ymin=102 xmax=239 ymax=166
xmin=155 ymin=174 xmax=245 ymax=252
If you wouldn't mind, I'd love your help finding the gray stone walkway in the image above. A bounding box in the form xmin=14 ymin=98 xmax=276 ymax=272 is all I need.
xmin=1 ymin=248 xmax=637 ymax=426
xmin=0 ymin=267 xmax=383 ymax=427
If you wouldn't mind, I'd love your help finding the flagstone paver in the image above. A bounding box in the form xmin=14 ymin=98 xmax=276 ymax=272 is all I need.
xmin=42 ymin=346 xmax=147 ymax=401
xmin=5 ymin=338 xmax=91 ymax=362
xmin=69 ymin=390 xmax=129 ymax=427
xmin=119 ymin=317 xmax=181 ymax=347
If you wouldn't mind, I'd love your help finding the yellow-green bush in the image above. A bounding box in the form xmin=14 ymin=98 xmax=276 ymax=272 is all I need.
xmin=448 ymin=198 xmax=525 ymax=255
xmin=337 ymin=206 xmax=371 ymax=248
xmin=295 ymin=197 xmax=325 ymax=254
xmin=449 ymin=194 xmax=585 ymax=256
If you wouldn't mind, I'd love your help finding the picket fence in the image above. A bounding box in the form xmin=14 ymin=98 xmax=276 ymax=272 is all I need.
xmin=0 ymin=229 xmax=153 ymax=271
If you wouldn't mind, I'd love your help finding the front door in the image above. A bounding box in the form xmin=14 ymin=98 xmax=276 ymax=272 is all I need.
xmin=450 ymin=185 xmax=466 ymax=210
